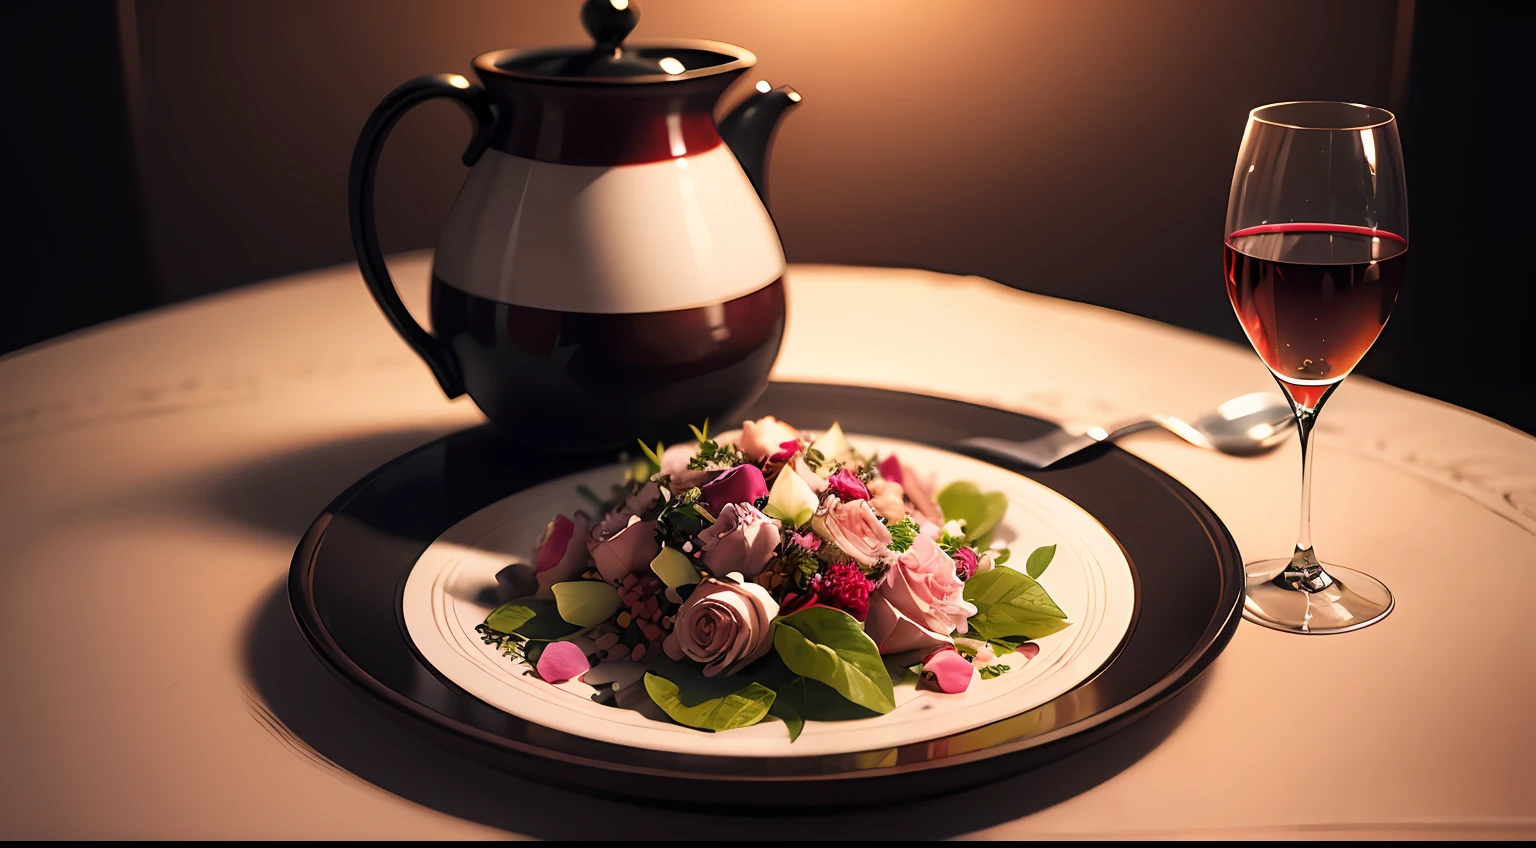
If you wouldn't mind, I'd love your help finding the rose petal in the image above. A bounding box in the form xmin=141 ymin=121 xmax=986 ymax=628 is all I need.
xmin=535 ymin=515 xmax=575 ymax=572
xmin=922 ymin=649 xmax=974 ymax=694
xmin=1015 ymin=642 xmax=1041 ymax=660
xmin=537 ymin=512 xmax=594 ymax=597
xmin=770 ymin=439 xmax=800 ymax=462
xmin=536 ymin=641 xmax=591 ymax=684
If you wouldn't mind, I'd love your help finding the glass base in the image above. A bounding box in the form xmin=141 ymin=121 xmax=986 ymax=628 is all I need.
xmin=1242 ymin=559 xmax=1394 ymax=634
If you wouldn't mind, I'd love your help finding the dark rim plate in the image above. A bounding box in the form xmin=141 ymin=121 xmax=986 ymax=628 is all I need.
xmin=289 ymin=383 xmax=1243 ymax=806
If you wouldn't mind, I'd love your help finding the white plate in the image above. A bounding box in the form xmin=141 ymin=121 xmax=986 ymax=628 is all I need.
xmin=401 ymin=436 xmax=1135 ymax=758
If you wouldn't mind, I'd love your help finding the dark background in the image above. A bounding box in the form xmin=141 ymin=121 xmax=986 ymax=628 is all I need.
xmin=2 ymin=0 xmax=1531 ymax=432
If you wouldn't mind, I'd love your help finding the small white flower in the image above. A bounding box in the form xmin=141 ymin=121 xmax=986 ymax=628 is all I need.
xmin=976 ymin=550 xmax=998 ymax=575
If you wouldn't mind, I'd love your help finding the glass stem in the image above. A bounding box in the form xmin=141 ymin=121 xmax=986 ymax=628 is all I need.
xmin=1279 ymin=381 xmax=1340 ymax=593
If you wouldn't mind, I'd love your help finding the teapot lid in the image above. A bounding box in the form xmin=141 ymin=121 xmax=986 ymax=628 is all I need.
xmin=491 ymin=0 xmax=755 ymax=84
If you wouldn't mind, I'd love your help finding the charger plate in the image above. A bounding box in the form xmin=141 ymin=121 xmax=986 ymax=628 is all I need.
xmin=289 ymin=382 xmax=1243 ymax=806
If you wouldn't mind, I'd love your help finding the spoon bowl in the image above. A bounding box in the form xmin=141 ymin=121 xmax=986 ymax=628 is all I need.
xmin=1168 ymin=391 xmax=1295 ymax=456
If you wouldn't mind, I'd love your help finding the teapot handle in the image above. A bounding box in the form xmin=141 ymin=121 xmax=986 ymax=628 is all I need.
xmin=347 ymin=73 xmax=495 ymax=399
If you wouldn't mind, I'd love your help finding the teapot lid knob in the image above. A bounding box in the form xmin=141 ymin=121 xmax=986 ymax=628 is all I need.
xmin=581 ymin=0 xmax=641 ymax=53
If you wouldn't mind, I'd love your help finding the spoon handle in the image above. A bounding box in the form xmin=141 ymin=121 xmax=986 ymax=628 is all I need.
xmin=961 ymin=418 xmax=1157 ymax=469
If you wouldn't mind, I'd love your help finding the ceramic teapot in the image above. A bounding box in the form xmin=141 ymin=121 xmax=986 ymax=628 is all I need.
xmin=349 ymin=0 xmax=799 ymax=451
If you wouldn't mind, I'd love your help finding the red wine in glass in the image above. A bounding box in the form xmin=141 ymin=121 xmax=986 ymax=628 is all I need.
xmin=1225 ymin=223 xmax=1407 ymax=410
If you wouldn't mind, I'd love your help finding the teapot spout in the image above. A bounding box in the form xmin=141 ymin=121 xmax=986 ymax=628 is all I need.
xmin=717 ymin=82 xmax=802 ymax=207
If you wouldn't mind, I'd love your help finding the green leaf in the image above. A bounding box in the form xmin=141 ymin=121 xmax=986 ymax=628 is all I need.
xmin=964 ymin=566 xmax=1063 ymax=615
xmin=551 ymin=581 xmax=623 ymax=628
xmin=936 ymin=481 xmax=1009 ymax=543
xmin=688 ymin=419 xmax=710 ymax=444
xmin=1025 ymin=544 xmax=1056 ymax=579
xmin=772 ymin=607 xmax=895 ymax=714
xmin=767 ymin=677 xmax=807 ymax=742
xmin=484 ymin=598 xmax=581 ymax=640
xmin=964 ymin=566 xmax=1071 ymax=642
xmin=986 ymin=635 xmax=1024 ymax=654
xmin=643 ymin=673 xmax=776 ymax=732
xmin=636 ymin=439 xmax=664 ymax=471
xmin=650 ymin=545 xmax=702 ymax=588
xmin=886 ymin=516 xmax=920 ymax=552
xmin=938 ymin=531 xmax=967 ymax=556
xmin=992 ymin=547 xmax=1012 ymax=566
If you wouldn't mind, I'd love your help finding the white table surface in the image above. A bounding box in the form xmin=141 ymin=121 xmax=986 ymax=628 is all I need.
xmin=2 ymin=253 xmax=1533 ymax=840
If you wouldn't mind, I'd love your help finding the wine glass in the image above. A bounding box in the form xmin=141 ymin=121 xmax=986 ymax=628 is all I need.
xmin=1223 ymin=101 xmax=1407 ymax=634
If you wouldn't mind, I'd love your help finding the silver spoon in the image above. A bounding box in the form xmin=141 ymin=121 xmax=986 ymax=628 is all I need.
xmin=960 ymin=392 xmax=1296 ymax=469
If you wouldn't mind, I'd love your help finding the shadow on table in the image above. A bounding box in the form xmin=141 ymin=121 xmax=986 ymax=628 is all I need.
xmin=201 ymin=423 xmax=463 ymax=538
xmin=244 ymin=582 xmax=1215 ymax=838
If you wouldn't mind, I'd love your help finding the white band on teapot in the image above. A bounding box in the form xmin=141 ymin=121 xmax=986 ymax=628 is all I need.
xmin=432 ymin=145 xmax=786 ymax=314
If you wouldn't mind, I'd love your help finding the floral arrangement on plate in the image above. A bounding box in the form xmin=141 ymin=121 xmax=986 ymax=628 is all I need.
xmin=477 ymin=417 xmax=1071 ymax=740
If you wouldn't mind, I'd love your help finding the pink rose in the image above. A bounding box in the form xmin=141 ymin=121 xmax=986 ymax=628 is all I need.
xmin=877 ymin=454 xmax=904 ymax=484
xmin=811 ymin=496 xmax=892 ymax=569
xmin=865 ymin=535 xmax=977 ymax=659
xmin=826 ymin=468 xmax=870 ymax=502
xmin=866 ymin=479 xmax=907 ymax=523
xmin=792 ymin=562 xmax=873 ymax=621
xmin=588 ymin=515 xmax=661 ymax=585
xmin=535 ymin=511 xmax=594 ymax=595
xmin=698 ymin=464 xmax=768 ymax=516
xmin=696 ymin=503 xmax=782 ymax=579
xmin=789 ymin=530 xmax=821 ymax=552
xmin=738 ymin=416 xmax=801 ymax=463
xmin=952 ymin=546 xmax=979 ymax=581
xmin=663 ymin=577 xmax=780 ymax=677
